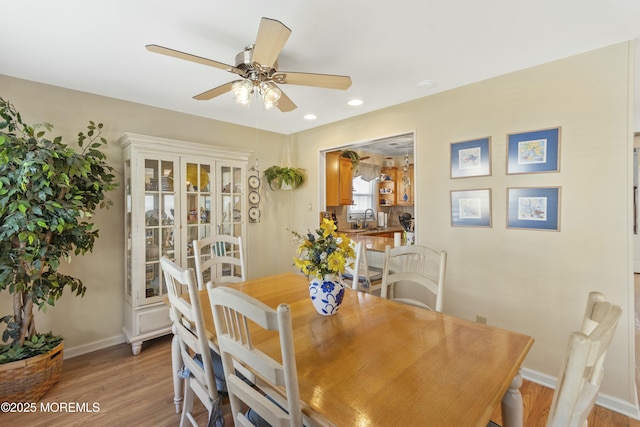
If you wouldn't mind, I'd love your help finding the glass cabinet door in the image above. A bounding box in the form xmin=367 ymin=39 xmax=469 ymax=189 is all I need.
xmin=217 ymin=164 xmax=246 ymax=278
xmin=125 ymin=160 xmax=132 ymax=299
xmin=143 ymin=159 xmax=176 ymax=302
xmin=182 ymin=159 xmax=216 ymax=272
xmin=219 ymin=165 xmax=244 ymax=235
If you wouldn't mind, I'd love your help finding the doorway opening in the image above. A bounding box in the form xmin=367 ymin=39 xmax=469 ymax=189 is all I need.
xmin=320 ymin=132 xmax=416 ymax=236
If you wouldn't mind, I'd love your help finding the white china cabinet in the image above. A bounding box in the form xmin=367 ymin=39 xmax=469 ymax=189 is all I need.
xmin=120 ymin=133 xmax=250 ymax=355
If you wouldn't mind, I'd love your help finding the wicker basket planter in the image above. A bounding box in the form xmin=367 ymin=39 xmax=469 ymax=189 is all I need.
xmin=0 ymin=342 xmax=64 ymax=402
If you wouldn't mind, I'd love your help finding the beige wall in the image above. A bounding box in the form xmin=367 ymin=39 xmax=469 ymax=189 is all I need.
xmin=0 ymin=40 xmax=637 ymax=414
xmin=0 ymin=75 xmax=291 ymax=353
xmin=288 ymin=42 xmax=637 ymax=412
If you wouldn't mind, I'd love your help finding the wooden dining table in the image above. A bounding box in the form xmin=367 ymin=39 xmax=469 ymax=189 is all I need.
xmin=180 ymin=271 xmax=533 ymax=427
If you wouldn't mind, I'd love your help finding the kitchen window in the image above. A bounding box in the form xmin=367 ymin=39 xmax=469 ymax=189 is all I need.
xmin=348 ymin=176 xmax=376 ymax=223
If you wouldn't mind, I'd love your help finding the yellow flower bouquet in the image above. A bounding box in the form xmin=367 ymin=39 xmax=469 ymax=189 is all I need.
xmin=291 ymin=218 xmax=354 ymax=280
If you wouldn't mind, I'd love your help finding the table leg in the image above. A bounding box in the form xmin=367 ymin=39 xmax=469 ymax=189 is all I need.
xmin=171 ymin=334 xmax=183 ymax=414
xmin=501 ymin=371 xmax=524 ymax=427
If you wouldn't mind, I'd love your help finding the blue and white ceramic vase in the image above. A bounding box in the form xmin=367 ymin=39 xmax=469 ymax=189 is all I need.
xmin=309 ymin=274 xmax=345 ymax=316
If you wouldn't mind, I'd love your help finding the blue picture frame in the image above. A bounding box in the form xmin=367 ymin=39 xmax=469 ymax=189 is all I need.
xmin=450 ymin=189 xmax=492 ymax=227
xmin=507 ymin=187 xmax=561 ymax=231
xmin=450 ymin=137 xmax=491 ymax=178
xmin=507 ymin=127 xmax=560 ymax=174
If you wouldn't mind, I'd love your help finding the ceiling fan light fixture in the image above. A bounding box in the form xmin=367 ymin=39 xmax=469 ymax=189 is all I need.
xmin=232 ymin=80 xmax=253 ymax=105
xmin=261 ymin=81 xmax=281 ymax=105
xmin=262 ymin=99 xmax=277 ymax=110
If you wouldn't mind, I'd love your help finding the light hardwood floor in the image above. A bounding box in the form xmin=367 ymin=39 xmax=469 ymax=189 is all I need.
xmin=2 ymin=334 xmax=638 ymax=427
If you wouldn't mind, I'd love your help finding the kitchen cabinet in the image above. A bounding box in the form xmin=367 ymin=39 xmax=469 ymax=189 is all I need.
xmin=120 ymin=133 xmax=250 ymax=355
xmin=326 ymin=151 xmax=353 ymax=206
xmin=397 ymin=164 xmax=414 ymax=206
xmin=379 ymin=167 xmax=397 ymax=206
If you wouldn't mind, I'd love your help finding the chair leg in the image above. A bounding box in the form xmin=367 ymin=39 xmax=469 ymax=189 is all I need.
xmin=180 ymin=379 xmax=195 ymax=427
xmin=172 ymin=335 xmax=184 ymax=413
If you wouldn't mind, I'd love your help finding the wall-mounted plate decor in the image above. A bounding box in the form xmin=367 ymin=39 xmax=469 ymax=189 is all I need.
xmin=507 ymin=127 xmax=560 ymax=174
xmin=248 ymin=206 xmax=261 ymax=222
xmin=249 ymin=191 xmax=260 ymax=204
xmin=248 ymin=175 xmax=261 ymax=189
xmin=248 ymin=166 xmax=261 ymax=223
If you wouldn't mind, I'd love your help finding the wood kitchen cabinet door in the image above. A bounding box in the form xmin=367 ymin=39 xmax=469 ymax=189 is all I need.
xmin=326 ymin=151 xmax=353 ymax=206
xmin=338 ymin=156 xmax=353 ymax=205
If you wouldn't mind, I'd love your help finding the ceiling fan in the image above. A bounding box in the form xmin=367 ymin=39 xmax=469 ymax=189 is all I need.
xmin=146 ymin=17 xmax=352 ymax=112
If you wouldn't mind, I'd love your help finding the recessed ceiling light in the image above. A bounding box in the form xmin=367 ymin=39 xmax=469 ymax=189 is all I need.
xmin=304 ymin=114 xmax=317 ymax=120
xmin=416 ymin=80 xmax=434 ymax=88
xmin=347 ymin=99 xmax=363 ymax=106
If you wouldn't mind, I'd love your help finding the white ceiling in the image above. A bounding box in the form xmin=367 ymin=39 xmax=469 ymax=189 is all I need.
xmin=2 ymin=1 xmax=640 ymax=135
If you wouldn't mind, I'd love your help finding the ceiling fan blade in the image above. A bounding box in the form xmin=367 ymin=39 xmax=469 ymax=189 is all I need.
xmin=252 ymin=17 xmax=291 ymax=70
xmin=276 ymin=89 xmax=297 ymax=112
xmin=272 ymin=71 xmax=352 ymax=90
xmin=146 ymin=44 xmax=243 ymax=74
xmin=193 ymin=81 xmax=236 ymax=100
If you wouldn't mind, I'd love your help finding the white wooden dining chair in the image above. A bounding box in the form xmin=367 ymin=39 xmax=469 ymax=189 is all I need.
xmin=380 ymin=244 xmax=447 ymax=312
xmin=193 ymin=234 xmax=246 ymax=290
xmin=341 ymin=241 xmax=383 ymax=293
xmin=160 ymin=256 xmax=225 ymax=427
xmin=545 ymin=291 xmax=623 ymax=427
xmin=208 ymin=285 xmax=304 ymax=427
xmin=488 ymin=291 xmax=623 ymax=427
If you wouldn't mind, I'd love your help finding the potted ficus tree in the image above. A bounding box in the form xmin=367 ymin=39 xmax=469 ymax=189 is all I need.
xmin=0 ymin=97 xmax=117 ymax=401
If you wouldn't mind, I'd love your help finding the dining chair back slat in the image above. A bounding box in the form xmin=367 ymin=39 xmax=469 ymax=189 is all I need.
xmin=160 ymin=256 xmax=223 ymax=427
xmin=342 ymin=241 xmax=382 ymax=292
xmin=546 ymin=291 xmax=622 ymax=427
xmin=193 ymin=234 xmax=246 ymax=290
xmin=381 ymin=244 xmax=447 ymax=312
xmin=208 ymin=285 xmax=303 ymax=427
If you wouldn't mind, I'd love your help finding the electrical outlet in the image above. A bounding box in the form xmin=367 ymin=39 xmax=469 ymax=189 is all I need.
xmin=476 ymin=315 xmax=487 ymax=324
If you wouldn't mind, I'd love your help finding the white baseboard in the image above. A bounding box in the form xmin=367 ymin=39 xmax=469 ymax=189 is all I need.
xmin=521 ymin=367 xmax=640 ymax=420
xmin=63 ymin=334 xmax=127 ymax=359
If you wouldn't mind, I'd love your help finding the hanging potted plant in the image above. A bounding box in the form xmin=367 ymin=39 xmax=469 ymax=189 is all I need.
xmin=263 ymin=165 xmax=306 ymax=190
xmin=340 ymin=150 xmax=361 ymax=168
xmin=0 ymin=97 xmax=117 ymax=401
xmin=341 ymin=150 xmax=368 ymax=177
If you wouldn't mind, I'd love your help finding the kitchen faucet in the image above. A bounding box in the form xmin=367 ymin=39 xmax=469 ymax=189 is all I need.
xmin=363 ymin=208 xmax=374 ymax=229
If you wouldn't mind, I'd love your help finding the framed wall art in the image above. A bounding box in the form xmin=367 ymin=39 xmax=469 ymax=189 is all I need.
xmin=507 ymin=127 xmax=560 ymax=174
xmin=507 ymin=187 xmax=561 ymax=231
xmin=450 ymin=189 xmax=492 ymax=227
xmin=450 ymin=137 xmax=491 ymax=178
